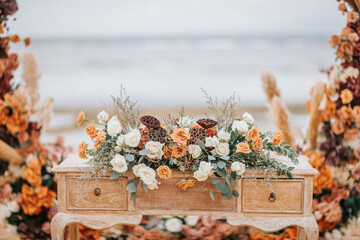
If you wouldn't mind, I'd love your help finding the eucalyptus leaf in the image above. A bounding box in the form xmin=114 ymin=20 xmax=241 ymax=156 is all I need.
xmin=209 ymin=189 xmax=215 ymax=201
xmin=211 ymin=178 xmax=220 ymax=184
xmin=110 ymin=172 xmax=121 ymax=180
xmin=222 ymin=190 xmax=233 ymax=199
xmin=143 ymin=184 xmax=148 ymax=193
xmin=126 ymin=154 xmax=135 ymax=161
xmin=139 ymin=149 xmax=148 ymax=156
xmin=211 ymin=163 xmax=218 ymax=169
xmin=126 ymin=182 xmax=137 ymax=193
xmin=197 ymin=139 xmax=206 ymax=151
xmin=130 ymin=192 xmax=136 ymax=200
xmin=232 ymin=189 xmax=239 ymax=197
xmin=226 ymin=176 xmax=231 ymax=186
xmin=208 ymin=155 xmax=216 ymax=161
xmin=217 ymin=161 xmax=226 ymax=169
xmin=215 ymin=182 xmax=231 ymax=194
xmin=216 ymin=167 xmax=226 ymax=177
xmin=220 ymin=155 xmax=230 ymax=161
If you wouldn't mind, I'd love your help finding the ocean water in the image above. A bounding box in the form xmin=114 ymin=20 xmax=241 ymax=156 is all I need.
xmin=10 ymin=37 xmax=334 ymax=145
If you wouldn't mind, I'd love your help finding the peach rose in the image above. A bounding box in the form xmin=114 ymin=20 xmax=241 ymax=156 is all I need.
xmin=172 ymin=144 xmax=187 ymax=158
xmin=340 ymin=106 xmax=353 ymax=121
xmin=272 ymin=131 xmax=283 ymax=147
xmin=331 ymin=120 xmax=345 ymax=135
xmin=236 ymin=142 xmax=251 ymax=153
xmin=340 ymin=89 xmax=353 ymax=104
xmin=340 ymin=27 xmax=354 ymax=38
xmin=170 ymin=128 xmax=190 ymax=145
xmin=17 ymin=131 xmax=29 ymax=143
xmin=78 ymin=141 xmax=88 ymax=159
xmin=353 ymin=106 xmax=360 ymax=118
xmin=156 ymin=166 xmax=172 ymax=179
xmin=176 ymin=179 xmax=196 ymax=190
xmin=337 ymin=41 xmax=354 ymax=60
xmin=246 ymin=125 xmax=259 ymax=141
xmin=86 ymin=122 xmax=98 ymax=139
xmin=344 ymin=128 xmax=359 ymax=141
xmin=322 ymin=100 xmax=337 ymax=122
xmin=94 ymin=131 xmax=106 ymax=148
xmin=24 ymin=158 xmax=42 ymax=186
xmin=339 ymin=2 xmax=346 ymax=15
xmin=348 ymin=32 xmax=360 ymax=42
xmin=347 ymin=11 xmax=359 ymax=24
xmin=251 ymin=137 xmax=263 ymax=151
xmin=329 ymin=34 xmax=340 ymax=47
xmin=77 ymin=111 xmax=85 ymax=127
xmin=163 ymin=145 xmax=173 ymax=159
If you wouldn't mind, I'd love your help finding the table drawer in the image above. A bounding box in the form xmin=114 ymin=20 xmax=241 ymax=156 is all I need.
xmin=66 ymin=177 xmax=128 ymax=211
xmin=242 ymin=179 xmax=304 ymax=213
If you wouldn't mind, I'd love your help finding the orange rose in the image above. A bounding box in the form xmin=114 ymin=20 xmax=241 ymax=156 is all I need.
xmin=176 ymin=179 xmax=196 ymax=190
xmin=77 ymin=110 xmax=86 ymax=127
xmin=340 ymin=89 xmax=353 ymax=104
xmin=86 ymin=122 xmax=99 ymax=139
xmin=322 ymin=99 xmax=337 ymax=122
xmin=353 ymin=106 xmax=360 ymax=118
xmin=251 ymin=137 xmax=263 ymax=151
xmin=272 ymin=131 xmax=283 ymax=147
xmin=24 ymin=158 xmax=42 ymax=187
xmin=344 ymin=128 xmax=359 ymax=141
xmin=156 ymin=166 xmax=172 ymax=179
xmin=340 ymin=27 xmax=354 ymax=38
xmin=236 ymin=142 xmax=251 ymax=153
xmin=94 ymin=131 xmax=106 ymax=148
xmin=78 ymin=141 xmax=88 ymax=159
xmin=21 ymin=184 xmax=41 ymax=215
xmin=347 ymin=11 xmax=359 ymax=24
xmin=172 ymin=144 xmax=187 ymax=158
xmin=339 ymin=106 xmax=353 ymax=121
xmin=305 ymin=151 xmax=325 ymax=170
xmin=329 ymin=35 xmax=340 ymax=47
xmin=331 ymin=119 xmax=345 ymax=135
xmin=170 ymin=128 xmax=190 ymax=145
xmin=313 ymin=165 xmax=335 ymax=194
xmin=17 ymin=131 xmax=29 ymax=143
xmin=339 ymin=2 xmax=346 ymax=15
xmin=337 ymin=41 xmax=354 ymax=60
xmin=246 ymin=125 xmax=259 ymax=141
xmin=163 ymin=145 xmax=173 ymax=159
xmin=348 ymin=32 xmax=360 ymax=42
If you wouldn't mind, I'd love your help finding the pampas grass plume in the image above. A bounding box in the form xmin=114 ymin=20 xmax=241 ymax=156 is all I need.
xmin=21 ymin=52 xmax=41 ymax=111
xmin=39 ymin=97 xmax=54 ymax=134
xmin=261 ymin=70 xmax=281 ymax=102
xmin=309 ymin=82 xmax=325 ymax=150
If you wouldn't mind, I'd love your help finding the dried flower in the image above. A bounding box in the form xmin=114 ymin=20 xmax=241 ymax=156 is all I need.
xmin=86 ymin=122 xmax=99 ymax=139
xmin=176 ymin=179 xmax=196 ymax=190
xmin=261 ymin=70 xmax=280 ymax=102
xmin=156 ymin=166 xmax=172 ymax=179
xmin=340 ymin=89 xmax=353 ymax=104
xmin=236 ymin=142 xmax=251 ymax=153
xmin=78 ymin=141 xmax=87 ymax=159
xmin=170 ymin=128 xmax=190 ymax=146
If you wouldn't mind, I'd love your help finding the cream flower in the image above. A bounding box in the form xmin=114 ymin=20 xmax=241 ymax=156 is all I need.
xmin=133 ymin=164 xmax=157 ymax=185
xmin=194 ymin=170 xmax=208 ymax=181
xmin=196 ymin=161 xmax=214 ymax=179
xmin=110 ymin=154 xmax=128 ymax=173
xmin=107 ymin=116 xmax=122 ymax=137
xmin=145 ymin=141 xmax=164 ymax=159
xmin=177 ymin=116 xmax=195 ymax=128
xmin=205 ymin=136 xmax=220 ymax=147
xmin=0 ymin=204 xmax=11 ymax=220
xmin=116 ymin=135 xmax=126 ymax=146
xmin=165 ymin=218 xmax=183 ymax=232
xmin=217 ymin=130 xmax=230 ymax=141
xmin=6 ymin=201 xmax=19 ymax=213
xmin=232 ymin=120 xmax=248 ymax=134
xmin=147 ymin=180 xmax=159 ymax=190
xmin=242 ymin=112 xmax=254 ymax=124
xmin=97 ymin=110 xmax=109 ymax=124
xmin=231 ymin=162 xmax=246 ymax=176
xmin=215 ymin=143 xmax=230 ymax=156
xmin=185 ymin=216 xmax=199 ymax=226
xmin=188 ymin=145 xmax=202 ymax=158
xmin=125 ymin=129 xmax=141 ymax=147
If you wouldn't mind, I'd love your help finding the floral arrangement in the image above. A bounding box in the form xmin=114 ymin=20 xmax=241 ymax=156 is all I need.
xmin=77 ymin=89 xmax=299 ymax=201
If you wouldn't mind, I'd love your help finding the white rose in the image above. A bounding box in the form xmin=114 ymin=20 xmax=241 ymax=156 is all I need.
xmin=215 ymin=143 xmax=230 ymax=156
xmin=194 ymin=170 xmax=208 ymax=181
xmin=132 ymin=163 xmax=146 ymax=177
xmin=231 ymin=162 xmax=246 ymax=176
xmin=332 ymin=229 xmax=342 ymax=239
xmin=6 ymin=201 xmax=19 ymax=213
xmin=217 ymin=130 xmax=230 ymax=141
xmin=205 ymin=136 xmax=220 ymax=147
xmin=185 ymin=216 xmax=199 ymax=226
xmin=165 ymin=218 xmax=183 ymax=232
xmin=188 ymin=145 xmax=202 ymax=158
xmin=242 ymin=112 xmax=254 ymax=124
xmin=231 ymin=120 xmax=248 ymax=134
xmin=198 ymin=161 xmax=213 ymax=176
xmin=0 ymin=205 xmax=11 ymax=220
xmin=97 ymin=110 xmax=109 ymax=124
xmin=324 ymin=232 xmax=332 ymax=240
xmin=133 ymin=164 xmax=157 ymax=185
xmin=147 ymin=180 xmax=159 ymax=190
xmin=110 ymin=154 xmax=128 ymax=173
xmin=177 ymin=116 xmax=195 ymax=128
xmin=116 ymin=135 xmax=126 ymax=146
xmin=125 ymin=129 xmax=141 ymax=147
xmin=107 ymin=116 xmax=122 ymax=137
xmin=145 ymin=141 xmax=164 ymax=159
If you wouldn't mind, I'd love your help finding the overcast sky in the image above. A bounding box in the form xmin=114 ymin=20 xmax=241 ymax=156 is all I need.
xmin=9 ymin=0 xmax=344 ymax=39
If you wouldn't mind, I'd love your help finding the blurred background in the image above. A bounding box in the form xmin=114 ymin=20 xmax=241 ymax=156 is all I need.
xmin=7 ymin=0 xmax=344 ymax=146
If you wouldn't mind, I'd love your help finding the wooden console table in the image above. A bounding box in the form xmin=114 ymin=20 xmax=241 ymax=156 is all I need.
xmin=51 ymin=154 xmax=319 ymax=240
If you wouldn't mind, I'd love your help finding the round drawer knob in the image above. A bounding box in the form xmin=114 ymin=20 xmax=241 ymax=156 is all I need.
xmin=94 ymin=188 xmax=101 ymax=196
xmin=269 ymin=192 xmax=276 ymax=202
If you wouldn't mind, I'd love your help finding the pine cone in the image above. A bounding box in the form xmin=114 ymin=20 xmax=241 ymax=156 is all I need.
xmin=140 ymin=115 xmax=161 ymax=129
xmin=147 ymin=127 xmax=168 ymax=143
xmin=197 ymin=118 xmax=217 ymax=129
xmin=188 ymin=128 xmax=206 ymax=145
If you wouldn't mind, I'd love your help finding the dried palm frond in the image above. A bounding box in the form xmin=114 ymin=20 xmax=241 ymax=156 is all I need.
xmin=309 ymin=82 xmax=325 ymax=150
xmin=261 ymin=70 xmax=281 ymax=102
xmin=21 ymin=52 xmax=41 ymax=111
xmin=14 ymin=86 xmax=30 ymax=117
xmin=38 ymin=97 xmax=54 ymax=134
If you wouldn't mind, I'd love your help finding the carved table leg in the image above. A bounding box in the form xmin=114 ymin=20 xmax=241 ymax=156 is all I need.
xmin=51 ymin=213 xmax=143 ymax=240
xmin=301 ymin=216 xmax=319 ymax=240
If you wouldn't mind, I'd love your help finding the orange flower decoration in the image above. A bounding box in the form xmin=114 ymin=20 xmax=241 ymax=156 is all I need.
xmin=340 ymin=89 xmax=353 ymax=104
xmin=78 ymin=141 xmax=88 ymax=159
xmin=331 ymin=119 xmax=345 ymax=135
xmin=322 ymin=99 xmax=336 ymax=122
xmin=347 ymin=11 xmax=359 ymax=24
xmin=339 ymin=105 xmax=353 ymax=121
xmin=348 ymin=32 xmax=359 ymax=42
xmin=170 ymin=128 xmax=190 ymax=145
xmin=236 ymin=142 xmax=251 ymax=153
xmin=246 ymin=125 xmax=259 ymax=141
xmin=24 ymin=158 xmax=42 ymax=187
xmin=21 ymin=184 xmax=56 ymax=216
xmin=156 ymin=166 xmax=172 ymax=179
xmin=272 ymin=131 xmax=283 ymax=147
xmin=24 ymin=37 xmax=31 ymax=47
xmin=77 ymin=111 xmax=86 ymax=127
xmin=344 ymin=128 xmax=359 ymax=141
xmin=9 ymin=34 xmax=20 ymax=43
xmin=329 ymin=34 xmax=340 ymax=47
xmin=252 ymin=138 xmax=263 ymax=151
xmin=94 ymin=131 xmax=106 ymax=148
xmin=339 ymin=2 xmax=346 ymax=15
xmin=176 ymin=179 xmax=196 ymax=190
xmin=0 ymin=24 xmax=3 ymax=34
xmin=163 ymin=145 xmax=173 ymax=159
xmin=86 ymin=122 xmax=98 ymax=139
xmin=172 ymin=144 xmax=187 ymax=158
xmin=337 ymin=41 xmax=354 ymax=60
